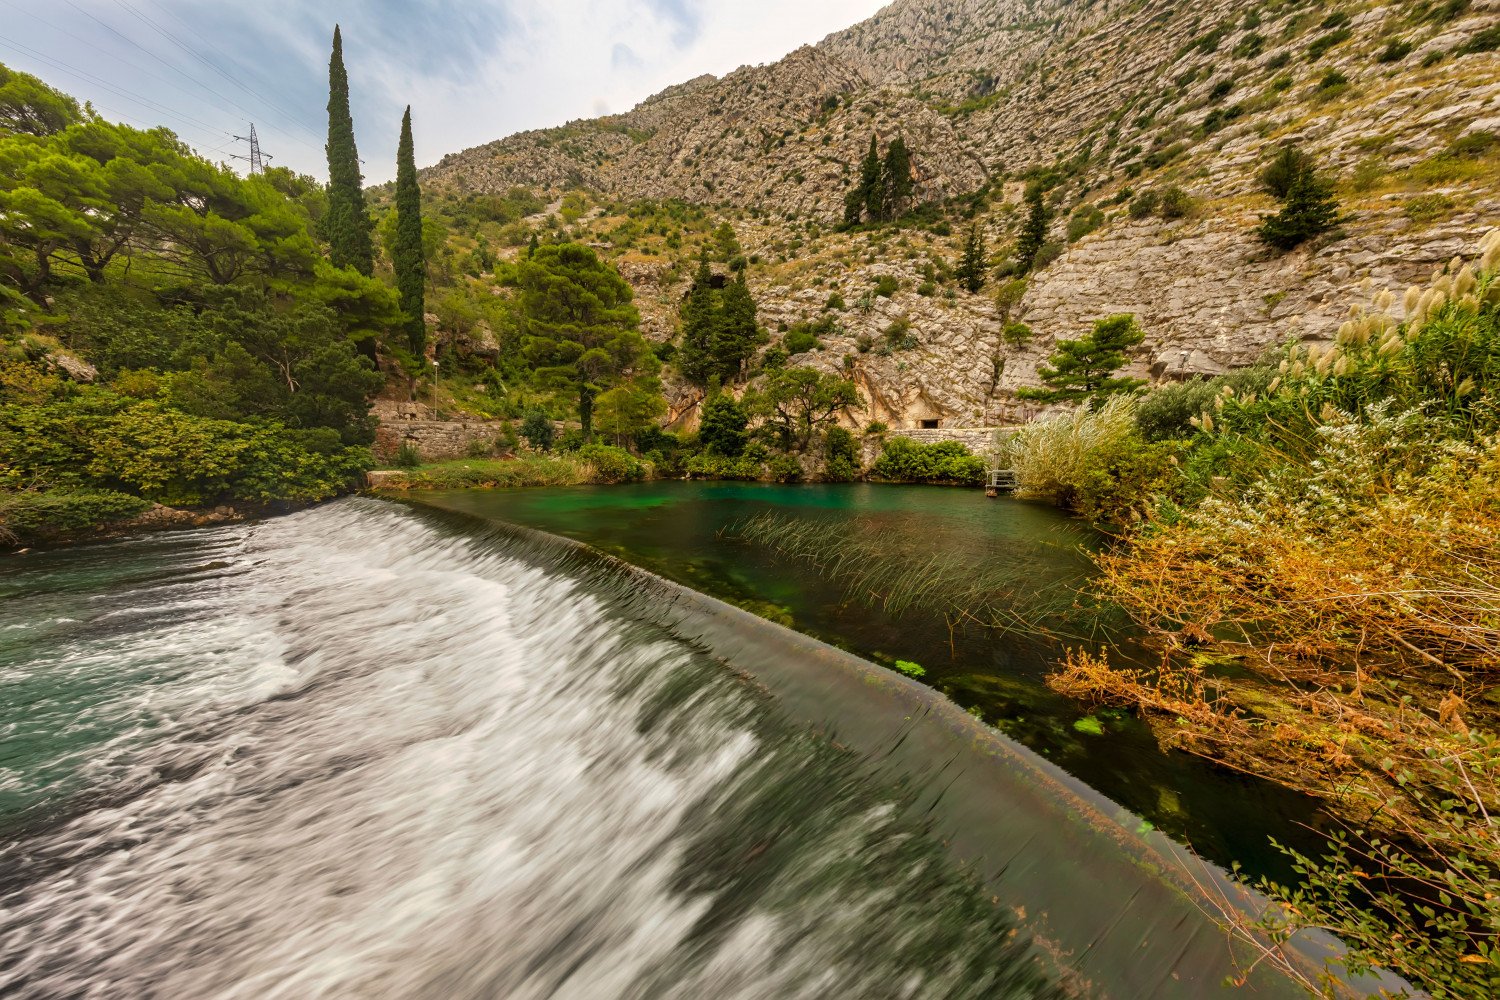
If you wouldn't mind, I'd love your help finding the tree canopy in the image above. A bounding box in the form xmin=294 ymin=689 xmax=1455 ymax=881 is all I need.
xmin=1018 ymin=313 xmax=1146 ymax=407
xmin=517 ymin=242 xmax=655 ymax=440
xmin=393 ymin=105 xmax=426 ymax=356
xmin=324 ymin=25 xmax=374 ymax=276
xmin=750 ymin=366 xmax=862 ymax=450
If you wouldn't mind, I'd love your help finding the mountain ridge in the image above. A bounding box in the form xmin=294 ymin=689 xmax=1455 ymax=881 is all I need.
xmin=419 ymin=0 xmax=1500 ymax=428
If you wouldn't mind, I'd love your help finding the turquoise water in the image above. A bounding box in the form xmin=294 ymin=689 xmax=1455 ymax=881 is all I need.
xmin=2 ymin=501 xmax=1069 ymax=998
xmin=408 ymin=481 xmax=1332 ymax=878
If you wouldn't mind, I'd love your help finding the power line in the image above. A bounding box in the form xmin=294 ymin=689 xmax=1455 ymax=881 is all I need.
xmin=54 ymin=0 xmax=320 ymax=151
xmin=114 ymin=0 xmax=325 ymax=142
xmin=0 ymin=0 xmax=296 ymax=144
xmin=145 ymin=0 xmax=327 ymax=139
xmin=0 ymin=35 xmax=232 ymax=145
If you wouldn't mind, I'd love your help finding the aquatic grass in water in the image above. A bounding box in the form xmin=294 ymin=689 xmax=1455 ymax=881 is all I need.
xmin=726 ymin=510 xmax=1114 ymax=650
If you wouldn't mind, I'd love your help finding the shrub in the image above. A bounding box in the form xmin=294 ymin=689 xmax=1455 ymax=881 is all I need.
xmin=1377 ymin=38 xmax=1414 ymax=62
xmin=767 ymin=454 xmax=803 ymax=482
xmin=1067 ymin=204 xmax=1105 ymax=242
xmin=699 ymin=392 xmax=749 ymax=456
xmin=1315 ymin=69 xmax=1350 ymax=97
xmin=1032 ymin=240 xmax=1064 ymax=270
xmin=685 ymin=453 xmax=764 ymax=480
xmin=864 ymin=421 xmax=888 ymax=435
xmin=394 ymin=442 xmax=423 ymax=468
xmin=0 ymin=392 xmax=368 ymax=507
xmin=883 ymin=315 xmax=918 ymax=350
xmin=823 ymin=425 xmax=860 ymax=481
xmin=1461 ymin=25 xmax=1500 ymax=54
xmin=1157 ymin=186 xmax=1196 ymax=219
xmin=0 ymin=488 xmax=150 ymax=543
xmin=573 ymin=444 xmax=646 ymax=483
xmin=1134 ymin=378 xmax=1220 ymax=441
xmin=783 ymin=328 xmax=821 ymax=354
xmin=519 ymin=409 xmax=554 ymax=451
xmin=1307 ymin=27 xmax=1353 ymax=61
xmin=1128 ymin=190 xmax=1160 ymax=218
xmin=825 ymin=291 xmax=846 ymax=310
xmin=1006 ymin=396 xmax=1174 ymax=520
xmin=995 ymin=278 xmax=1028 ymax=317
xmin=872 ymin=274 xmax=900 ymax=297
xmin=870 ymin=437 xmax=986 ymax=484
xmin=1232 ymin=33 xmax=1265 ymax=60
xmin=1405 ymin=193 xmax=1457 ymax=224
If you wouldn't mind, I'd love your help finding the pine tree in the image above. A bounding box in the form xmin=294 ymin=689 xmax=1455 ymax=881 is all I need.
xmin=1257 ymin=148 xmax=1340 ymax=250
xmin=843 ymin=186 xmax=865 ymax=227
xmin=880 ymin=136 xmax=913 ymax=221
xmin=526 ymin=232 xmax=539 ymax=259
xmin=860 ymin=133 xmax=883 ymax=223
xmin=956 ymin=223 xmax=988 ymax=293
xmin=324 ymin=25 xmax=373 ymax=276
xmin=393 ymin=105 xmax=425 ymax=355
xmin=1017 ymin=313 xmax=1146 ymax=407
xmin=1015 ymin=187 xmax=1050 ymax=273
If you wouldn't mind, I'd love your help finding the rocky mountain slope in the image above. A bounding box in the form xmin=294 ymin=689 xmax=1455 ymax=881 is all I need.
xmin=424 ymin=0 xmax=1500 ymax=427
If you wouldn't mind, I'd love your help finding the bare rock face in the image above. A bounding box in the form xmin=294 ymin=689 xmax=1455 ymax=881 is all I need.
xmin=425 ymin=0 xmax=1500 ymax=428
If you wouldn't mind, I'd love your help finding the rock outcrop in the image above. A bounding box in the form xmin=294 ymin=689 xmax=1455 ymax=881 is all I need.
xmin=423 ymin=0 xmax=1500 ymax=427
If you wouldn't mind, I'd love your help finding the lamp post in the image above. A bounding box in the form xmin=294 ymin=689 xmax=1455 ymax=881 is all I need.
xmin=431 ymin=358 xmax=439 ymax=420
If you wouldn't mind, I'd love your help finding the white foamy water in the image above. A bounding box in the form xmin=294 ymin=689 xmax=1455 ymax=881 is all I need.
xmin=0 ymin=499 xmax=1056 ymax=1000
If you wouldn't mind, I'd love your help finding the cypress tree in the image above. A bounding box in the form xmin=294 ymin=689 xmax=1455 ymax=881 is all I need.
xmin=393 ymin=105 xmax=425 ymax=355
xmin=860 ymin=133 xmax=883 ymax=223
xmin=713 ymin=272 xmax=759 ymax=382
xmin=880 ymin=136 xmax=913 ymax=220
xmin=956 ymin=223 xmax=988 ymax=293
xmin=1016 ymin=187 xmax=1050 ymax=273
xmin=677 ymin=255 xmax=716 ymax=386
xmin=325 ymin=25 xmax=373 ymax=276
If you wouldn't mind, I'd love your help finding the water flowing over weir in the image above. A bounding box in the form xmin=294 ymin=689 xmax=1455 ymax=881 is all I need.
xmin=0 ymin=498 xmax=1387 ymax=999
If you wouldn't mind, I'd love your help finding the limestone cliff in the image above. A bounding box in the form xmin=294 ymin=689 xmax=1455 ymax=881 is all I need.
xmin=424 ymin=0 xmax=1500 ymax=427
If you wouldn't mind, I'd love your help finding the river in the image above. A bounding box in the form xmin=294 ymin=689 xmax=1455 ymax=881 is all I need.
xmin=0 ymin=492 xmax=1372 ymax=998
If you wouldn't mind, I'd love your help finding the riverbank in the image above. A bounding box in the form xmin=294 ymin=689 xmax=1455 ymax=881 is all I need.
xmin=0 ymin=492 xmax=317 ymax=552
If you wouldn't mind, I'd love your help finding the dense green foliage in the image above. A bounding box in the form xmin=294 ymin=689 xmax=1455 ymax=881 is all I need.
xmin=516 ymin=242 xmax=656 ymax=441
xmin=699 ymin=391 xmax=749 ymax=456
xmin=844 ymin=133 xmax=915 ymax=225
xmin=393 ymin=106 xmax=426 ymax=354
xmin=749 ymin=366 xmax=862 ymax=450
xmin=1018 ymin=314 xmax=1146 ymax=406
xmin=1257 ymin=144 xmax=1340 ymax=249
xmin=677 ymin=255 xmax=761 ymax=386
xmin=1015 ymin=188 xmax=1050 ymax=273
xmin=956 ymin=224 xmax=988 ymax=293
xmin=324 ymin=26 xmax=374 ymax=276
xmin=0 ymin=61 xmax=407 ymax=540
xmin=870 ymin=437 xmax=986 ymax=484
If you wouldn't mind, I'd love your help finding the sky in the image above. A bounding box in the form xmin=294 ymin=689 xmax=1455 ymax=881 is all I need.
xmin=0 ymin=0 xmax=889 ymax=183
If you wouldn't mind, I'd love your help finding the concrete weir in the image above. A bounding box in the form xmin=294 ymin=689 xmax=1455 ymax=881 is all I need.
xmin=399 ymin=494 xmax=1407 ymax=999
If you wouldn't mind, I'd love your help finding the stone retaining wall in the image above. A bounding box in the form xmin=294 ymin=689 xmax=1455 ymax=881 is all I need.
xmin=860 ymin=426 xmax=1011 ymax=466
xmin=373 ymin=419 xmax=509 ymax=462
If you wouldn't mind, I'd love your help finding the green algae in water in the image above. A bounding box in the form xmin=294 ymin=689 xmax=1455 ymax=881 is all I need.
xmin=1073 ymin=716 xmax=1105 ymax=736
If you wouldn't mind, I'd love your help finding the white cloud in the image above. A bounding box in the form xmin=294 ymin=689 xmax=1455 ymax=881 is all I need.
xmin=2 ymin=0 xmax=888 ymax=183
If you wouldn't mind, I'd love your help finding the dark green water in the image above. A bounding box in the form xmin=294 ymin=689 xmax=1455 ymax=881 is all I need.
xmin=410 ymin=481 xmax=1330 ymax=879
